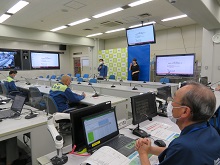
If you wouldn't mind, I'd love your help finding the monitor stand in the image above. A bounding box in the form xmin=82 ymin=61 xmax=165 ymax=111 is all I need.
xmin=132 ymin=124 xmax=151 ymax=138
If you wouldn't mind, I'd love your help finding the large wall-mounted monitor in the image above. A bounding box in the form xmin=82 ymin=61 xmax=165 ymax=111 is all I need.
xmin=30 ymin=51 xmax=60 ymax=69
xmin=0 ymin=49 xmax=21 ymax=70
xmin=156 ymin=54 xmax=195 ymax=77
xmin=126 ymin=24 xmax=156 ymax=46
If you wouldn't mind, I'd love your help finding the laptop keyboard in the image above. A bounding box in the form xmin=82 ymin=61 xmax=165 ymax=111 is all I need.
xmin=105 ymin=136 xmax=134 ymax=150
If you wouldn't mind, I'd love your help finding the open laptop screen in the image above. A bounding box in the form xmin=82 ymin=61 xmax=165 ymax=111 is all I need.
xmin=82 ymin=108 xmax=118 ymax=149
xmin=11 ymin=95 xmax=26 ymax=113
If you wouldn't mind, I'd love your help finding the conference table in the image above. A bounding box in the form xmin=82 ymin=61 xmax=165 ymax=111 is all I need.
xmin=37 ymin=116 xmax=180 ymax=165
xmin=98 ymin=79 xmax=179 ymax=96
xmin=0 ymin=96 xmax=55 ymax=165
xmin=15 ymin=82 xmax=129 ymax=120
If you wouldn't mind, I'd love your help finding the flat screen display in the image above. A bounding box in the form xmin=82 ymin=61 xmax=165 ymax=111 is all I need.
xmin=0 ymin=50 xmax=21 ymax=70
xmin=156 ymin=54 xmax=195 ymax=77
xmin=126 ymin=24 xmax=156 ymax=46
xmin=30 ymin=51 xmax=60 ymax=69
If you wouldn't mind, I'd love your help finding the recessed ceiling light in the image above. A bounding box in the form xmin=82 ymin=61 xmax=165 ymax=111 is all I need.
xmin=129 ymin=21 xmax=156 ymax=28
xmin=86 ymin=33 xmax=103 ymax=37
xmin=68 ymin=18 xmax=91 ymax=26
xmin=105 ymin=28 xmax=125 ymax=34
xmin=93 ymin=8 xmax=123 ymax=18
xmin=7 ymin=1 xmax=29 ymax=14
xmin=161 ymin=14 xmax=187 ymax=22
xmin=128 ymin=0 xmax=153 ymax=7
xmin=0 ymin=14 xmax=11 ymax=23
xmin=50 ymin=26 xmax=67 ymax=32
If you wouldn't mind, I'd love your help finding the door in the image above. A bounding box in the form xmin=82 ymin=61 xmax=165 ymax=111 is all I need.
xmin=81 ymin=57 xmax=90 ymax=77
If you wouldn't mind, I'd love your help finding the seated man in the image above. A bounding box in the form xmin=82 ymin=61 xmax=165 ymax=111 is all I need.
xmin=49 ymin=75 xmax=86 ymax=112
xmin=136 ymin=81 xmax=220 ymax=165
xmin=4 ymin=70 xmax=19 ymax=94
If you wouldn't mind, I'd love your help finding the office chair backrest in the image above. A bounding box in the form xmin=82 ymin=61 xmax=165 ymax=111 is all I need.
xmin=89 ymin=78 xmax=97 ymax=83
xmin=43 ymin=94 xmax=58 ymax=114
xmin=29 ymin=87 xmax=43 ymax=107
xmin=77 ymin=77 xmax=83 ymax=82
xmin=159 ymin=78 xmax=170 ymax=83
xmin=46 ymin=75 xmax=50 ymax=79
xmin=75 ymin=74 xmax=81 ymax=78
xmin=83 ymin=74 xmax=89 ymax=78
xmin=39 ymin=76 xmax=43 ymax=78
xmin=0 ymin=83 xmax=8 ymax=96
xmin=109 ymin=75 xmax=116 ymax=80
xmin=50 ymin=75 xmax=56 ymax=79
xmin=67 ymin=73 xmax=72 ymax=77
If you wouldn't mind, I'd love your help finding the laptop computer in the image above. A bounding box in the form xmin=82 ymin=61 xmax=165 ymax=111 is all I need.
xmin=82 ymin=108 xmax=136 ymax=156
xmin=0 ymin=95 xmax=26 ymax=119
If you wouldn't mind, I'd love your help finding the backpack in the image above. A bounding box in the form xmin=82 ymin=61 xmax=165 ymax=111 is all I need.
xmin=209 ymin=106 xmax=220 ymax=135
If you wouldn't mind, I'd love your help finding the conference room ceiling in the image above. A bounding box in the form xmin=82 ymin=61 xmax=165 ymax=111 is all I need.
xmin=0 ymin=0 xmax=196 ymax=40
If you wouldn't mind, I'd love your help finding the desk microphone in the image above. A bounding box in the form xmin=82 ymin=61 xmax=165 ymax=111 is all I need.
xmin=25 ymin=109 xmax=38 ymax=119
xmin=90 ymin=85 xmax=99 ymax=97
xmin=132 ymin=114 xmax=152 ymax=138
xmin=21 ymin=76 xmax=31 ymax=85
xmin=111 ymin=82 xmax=121 ymax=88
xmin=132 ymin=84 xmax=143 ymax=90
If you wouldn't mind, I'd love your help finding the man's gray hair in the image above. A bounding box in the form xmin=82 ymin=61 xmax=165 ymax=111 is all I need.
xmin=181 ymin=81 xmax=216 ymax=122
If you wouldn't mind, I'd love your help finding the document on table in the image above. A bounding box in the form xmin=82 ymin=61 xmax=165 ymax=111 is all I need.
xmin=150 ymin=128 xmax=179 ymax=142
xmin=144 ymin=121 xmax=172 ymax=133
xmin=128 ymin=151 xmax=159 ymax=165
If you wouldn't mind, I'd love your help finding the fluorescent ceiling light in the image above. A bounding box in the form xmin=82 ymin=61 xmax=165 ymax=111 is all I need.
xmin=68 ymin=18 xmax=91 ymax=26
xmin=161 ymin=14 xmax=187 ymax=22
xmin=105 ymin=28 xmax=125 ymax=34
xmin=0 ymin=14 xmax=11 ymax=23
xmin=93 ymin=8 xmax=123 ymax=18
xmin=129 ymin=21 xmax=156 ymax=28
xmin=86 ymin=33 xmax=103 ymax=37
xmin=50 ymin=26 xmax=67 ymax=32
xmin=7 ymin=1 xmax=29 ymax=14
xmin=128 ymin=0 xmax=153 ymax=7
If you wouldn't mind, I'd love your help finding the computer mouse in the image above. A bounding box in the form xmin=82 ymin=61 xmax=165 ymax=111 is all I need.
xmin=154 ymin=140 xmax=166 ymax=147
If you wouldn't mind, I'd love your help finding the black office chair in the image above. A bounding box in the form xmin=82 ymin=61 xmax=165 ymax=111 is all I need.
xmin=29 ymin=87 xmax=45 ymax=110
xmin=0 ymin=83 xmax=20 ymax=99
xmin=43 ymin=94 xmax=74 ymax=135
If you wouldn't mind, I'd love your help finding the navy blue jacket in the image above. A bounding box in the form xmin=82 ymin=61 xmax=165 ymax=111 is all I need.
xmin=98 ymin=64 xmax=108 ymax=77
xmin=4 ymin=76 xmax=18 ymax=93
xmin=49 ymin=82 xmax=85 ymax=112
xmin=158 ymin=122 xmax=220 ymax=165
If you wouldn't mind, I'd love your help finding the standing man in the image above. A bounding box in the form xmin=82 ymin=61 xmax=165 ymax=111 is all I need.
xmin=49 ymin=75 xmax=86 ymax=112
xmin=135 ymin=82 xmax=220 ymax=165
xmin=98 ymin=59 xmax=108 ymax=79
xmin=129 ymin=58 xmax=140 ymax=81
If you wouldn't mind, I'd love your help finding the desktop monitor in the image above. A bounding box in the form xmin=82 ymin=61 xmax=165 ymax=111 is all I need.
xmin=156 ymin=86 xmax=172 ymax=101
xmin=70 ymin=101 xmax=111 ymax=151
xmin=131 ymin=92 xmax=157 ymax=125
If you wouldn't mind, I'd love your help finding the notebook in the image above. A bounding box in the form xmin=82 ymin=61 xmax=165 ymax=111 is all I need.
xmin=0 ymin=95 xmax=26 ymax=119
xmin=82 ymin=108 xmax=135 ymax=156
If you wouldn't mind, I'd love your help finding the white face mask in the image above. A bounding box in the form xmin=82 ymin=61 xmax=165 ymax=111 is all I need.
xmin=99 ymin=62 xmax=103 ymax=65
xmin=166 ymin=102 xmax=181 ymax=124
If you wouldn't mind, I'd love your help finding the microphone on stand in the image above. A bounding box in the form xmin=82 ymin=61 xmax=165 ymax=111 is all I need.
xmin=90 ymin=85 xmax=99 ymax=97
xmin=21 ymin=76 xmax=31 ymax=85
xmin=132 ymin=84 xmax=143 ymax=90
xmin=132 ymin=114 xmax=152 ymax=138
xmin=111 ymin=81 xmax=121 ymax=88
xmin=25 ymin=109 xmax=38 ymax=119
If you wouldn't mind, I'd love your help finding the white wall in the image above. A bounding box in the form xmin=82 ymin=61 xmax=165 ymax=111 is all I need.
xmin=201 ymin=28 xmax=220 ymax=83
xmin=105 ymin=24 xmax=203 ymax=62
xmin=0 ymin=39 xmax=72 ymax=78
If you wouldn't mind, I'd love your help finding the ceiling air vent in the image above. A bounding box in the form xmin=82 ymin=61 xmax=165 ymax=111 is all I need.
xmin=100 ymin=21 xmax=123 ymax=27
xmin=139 ymin=13 xmax=151 ymax=18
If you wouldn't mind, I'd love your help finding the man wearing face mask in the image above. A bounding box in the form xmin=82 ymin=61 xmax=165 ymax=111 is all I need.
xmin=49 ymin=75 xmax=86 ymax=112
xmin=135 ymin=82 xmax=220 ymax=165
xmin=97 ymin=59 xmax=108 ymax=79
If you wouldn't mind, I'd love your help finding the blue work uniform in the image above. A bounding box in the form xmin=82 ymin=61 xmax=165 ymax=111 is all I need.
xmin=4 ymin=76 xmax=18 ymax=93
xmin=98 ymin=64 xmax=108 ymax=77
xmin=158 ymin=122 xmax=220 ymax=165
xmin=49 ymin=82 xmax=85 ymax=112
